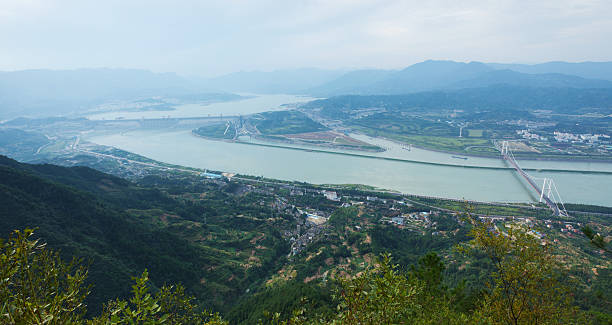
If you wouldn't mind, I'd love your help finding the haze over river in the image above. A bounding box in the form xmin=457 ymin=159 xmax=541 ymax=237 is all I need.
xmin=86 ymin=95 xmax=612 ymax=206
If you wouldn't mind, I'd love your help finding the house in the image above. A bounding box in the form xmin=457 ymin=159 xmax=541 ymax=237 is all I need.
xmin=200 ymin=171 xmax=222 ymax=179
xmin=391 ymin=216 xmax=405 ymax=225
xmin=323 ymin=190 xmax=340 ymax=201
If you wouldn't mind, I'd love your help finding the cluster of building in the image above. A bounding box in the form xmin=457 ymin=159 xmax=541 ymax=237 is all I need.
xmin=288 ymin=222 xmax=329 ymax=256
xmin=297 ymin=208 xmax=329 ymax=225
xmin=502 ymin=119 xmax=556 ymax=129
xmin=545 ymin=220 xmax=583 ymax=236
xmin=382 ymin=211 xmax=437 ymax=232
xmin=516 ymin=129 xmax=547 ymax=141
xmin=553 ymin=132 xmax=610 ymax=144
xmin=515 ymin=129 xmax=611 ymax=146
xmin=366 ymin=196 xmax=387 ymax=203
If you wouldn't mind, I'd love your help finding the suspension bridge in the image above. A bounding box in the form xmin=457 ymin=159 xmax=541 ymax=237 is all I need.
xmin=496 ymin=141 xmax=569 ymax=217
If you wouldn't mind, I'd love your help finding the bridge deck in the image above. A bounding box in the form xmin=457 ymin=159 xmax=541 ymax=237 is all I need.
xmin=502 ymin=152 xmax=561 ymax=216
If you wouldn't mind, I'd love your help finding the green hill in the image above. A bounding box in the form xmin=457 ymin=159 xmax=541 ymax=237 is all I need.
xmin=0 ymin=156 xmax=288 ymax=315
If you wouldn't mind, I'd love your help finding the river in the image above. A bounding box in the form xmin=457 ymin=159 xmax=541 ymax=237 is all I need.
xmin=87 ymin=94 xmax=314 ymax=120
xmin=85 ymin=94 xmax=612 ymax=206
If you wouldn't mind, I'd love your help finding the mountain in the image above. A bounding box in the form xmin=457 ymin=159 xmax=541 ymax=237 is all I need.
xmin=305 ymin=60 xmax=612 ymax=96
xmin=305 ymin=69 xmax=395 ymax=96
xmin=201 ymin=68 xmax=346 ymax=94
xmin=4 ymin=61 xmax=612 ymax=119
xmin=306 ymin=60 xmax=493 ymax=96
xmin=368 ymin=60 xmax=493 ymax=94
xmin=1 ymin=154 xmax=610 ymax=322
xmin=451 ymin=69 xmax=612 ymax=89
xmin=0 ymin=155 xmax=288 ymax=315
xmin=0 ymin=68 xmax=214 ymax=119
xmin=202 ymin=60 xmax=612 ymax=96
xmin=0 ymin=156 xmax=194 ymax=312
xmin=304 ymin=85 xmax=612 ymax=119
xmin=488 ymin=61 xmax=612 ymax=81
xmin=0 ymin=128 xmax=50 ymax=161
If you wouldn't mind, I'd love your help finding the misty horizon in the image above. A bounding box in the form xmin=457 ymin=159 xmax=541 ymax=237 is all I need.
xmin=2 ymin=1 xmax=612 ymax=76
xmin=2 ymin=59 xmax=612 ymax=78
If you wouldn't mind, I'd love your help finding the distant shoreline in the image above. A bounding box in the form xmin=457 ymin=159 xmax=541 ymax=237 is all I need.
xmin=370 ymin=134 xmax=612 ymax=164
xmin=191 ymin=132 xmax=612 ymax=175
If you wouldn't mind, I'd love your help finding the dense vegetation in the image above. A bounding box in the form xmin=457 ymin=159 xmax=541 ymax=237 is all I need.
xmin=194 ymin=122 xmax=237 ymax=140
xmin=0 ymin=128 xmax=50 ymax=161
xmin=1 ymin=156 xmax=610 ymax=323
xmin=251 ymin=110 xmax=328 ymax=135
xmin=304 ymin=86 xmax=612 ymax=119
xmin=2 ymin=218 xmax=602 ymax=324
xmin=0 ymin=229 xmax=226 ymax=324
xmin=0 ymin=156 xmax=289 ymax=315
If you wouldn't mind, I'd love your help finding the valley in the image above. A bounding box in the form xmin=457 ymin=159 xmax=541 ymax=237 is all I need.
xmin=1 ymin=61 xmax=612 ymax=323
xmin=1 ymin=152 xmax=610 ymax=323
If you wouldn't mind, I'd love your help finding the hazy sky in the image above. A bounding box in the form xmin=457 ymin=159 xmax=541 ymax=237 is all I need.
xmin=1 ymin=0 xmax=611 ymax=76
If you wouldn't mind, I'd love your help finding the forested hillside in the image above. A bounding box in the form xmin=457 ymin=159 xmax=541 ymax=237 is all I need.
xmin=1 ymin=156 xmax=610 ymax=323
xmin=0 ymin=156 xmax=289 ymax=315
xmin=303 ymin=85 xmax=612 ymax=119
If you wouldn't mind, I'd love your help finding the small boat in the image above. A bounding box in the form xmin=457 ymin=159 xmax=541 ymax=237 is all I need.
xmin=452 ymin=156 xmax=468 ymax=160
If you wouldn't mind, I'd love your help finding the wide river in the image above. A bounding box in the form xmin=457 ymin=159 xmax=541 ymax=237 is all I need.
xmin=86 ymin=94 xmax=612 ymax=207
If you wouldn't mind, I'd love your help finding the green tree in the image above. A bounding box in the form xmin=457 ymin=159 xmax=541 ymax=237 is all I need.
xmin=581 ymin=225 xmax=608 ymax=250
xmin=0 ymin=229 xmax=89 ymax=324
xmin=591 ymin=235 xmax=607 ymax=250
xmin=91 ymin=270 xmax=226 ymax=325
xmin=581 ymin=225 xmax=595 ymax=240
xmin=410 ymin=251 xmax=445 ymax=292
xmin=463 ymin=219 xmax=581 ymax=324
xmin=0 ymin=229 xmax=225 ymax=325
xmin=331 ymin=254 xmax=468 ymax=324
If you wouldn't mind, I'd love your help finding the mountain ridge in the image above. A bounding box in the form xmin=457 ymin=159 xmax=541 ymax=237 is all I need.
xmin=305 ymin=60 xmax=612 ymax=96
xmin=3 ymin=60 xmax=612 ymax=119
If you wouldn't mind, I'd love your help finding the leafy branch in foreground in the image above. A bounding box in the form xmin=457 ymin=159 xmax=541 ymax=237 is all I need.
xmin=0 ymin=229 xmax=225 ymax=325
xmin=0 ymin=222 xmax=598 ymax=324
xmin=90 ymin=270 xmax=226 ymax=325
xmin=0 ymin=228 xmax=89 ymax=324
xmin=461 ymin=217 xmax=582 ymax=324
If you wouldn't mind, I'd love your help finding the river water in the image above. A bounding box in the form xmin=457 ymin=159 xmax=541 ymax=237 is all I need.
xmin=87 ymin=94 xmax=313 ymax=120
xmin=85 ymin=95 xmax=612 ymax=206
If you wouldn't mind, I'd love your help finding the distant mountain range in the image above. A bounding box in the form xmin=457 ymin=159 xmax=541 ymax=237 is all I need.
xmin=306 ymin=60 xmax=612 ymax=96
xmin=1 ymin=60 xmax=612 ymax=118
xmin=198 ymin=60 xmax=612 ymax=96
xmin=198 ymin=68 xmax=346 ymax=94
xmin=488 ymin=61 xmax=612 ymax=81
xmin=0 ymin=69 xmax=222 ymax=118
xmin=303 ymin=85 xmax=612 ymax=119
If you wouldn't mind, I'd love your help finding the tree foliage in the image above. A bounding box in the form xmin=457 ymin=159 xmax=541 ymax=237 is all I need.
xmin=582 ymin=225 xmax=609 ymax=250
xmin=0 ymin=229 xmax=224 ymax=325
xmin=0 ymin=219 xmax=602 ymax=324
xmin=462 ymin=219 xmax=582 ymax=324
xmin=90 ymin=270 xmax=226 ymax=325
xmin=0 ymin=229 xmax=89 ymax=324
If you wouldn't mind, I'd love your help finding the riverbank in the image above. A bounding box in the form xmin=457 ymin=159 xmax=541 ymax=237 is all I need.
xmin=223 ymin=138 xmax=612 ymax=175
xmin=372 ymin=134 xmax=612 ymax=164
xmin=86 ymin=128 xmax=612 ymax=206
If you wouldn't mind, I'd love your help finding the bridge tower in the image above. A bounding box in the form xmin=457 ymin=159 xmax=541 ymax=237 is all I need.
xmin=539 ymin=178 xmax=552 ymax=203
xmin=500 ymin=141 xmax=509 ymax=156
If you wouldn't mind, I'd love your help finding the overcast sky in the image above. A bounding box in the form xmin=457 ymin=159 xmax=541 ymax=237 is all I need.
xmin=1 ymin=0 xmax=611 ymax=76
